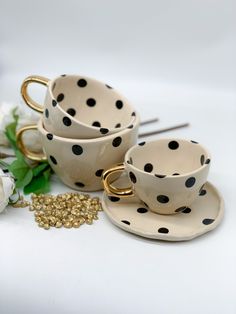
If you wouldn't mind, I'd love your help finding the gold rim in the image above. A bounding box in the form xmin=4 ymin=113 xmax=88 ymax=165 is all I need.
xmin=21 ymin=75 xmax=50 ymax=113
xmin=16 ymin=124 xmax=47 ymax=161
xmin=102 ymin=163 xmax=134 ymax=197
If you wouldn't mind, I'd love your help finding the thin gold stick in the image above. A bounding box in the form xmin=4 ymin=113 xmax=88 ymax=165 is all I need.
xmin=138 ymin=123 xmax=190 ymax=138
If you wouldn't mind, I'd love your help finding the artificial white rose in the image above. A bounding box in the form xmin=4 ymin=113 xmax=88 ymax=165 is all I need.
xmin=0 ymin=168 xmax=15 ymax=213
xmin=0 ymin=102 xmax=42 ymax=152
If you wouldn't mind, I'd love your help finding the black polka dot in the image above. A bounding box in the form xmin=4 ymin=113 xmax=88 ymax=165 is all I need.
xmin=116 ymin=100 xmax=123 ymax=109
xmin=75 ymin=182 xmax=85 ymax=188
xmin=185 ymin=177 xmax=196 ymax=188
xmin=199 ymin=189 xmax=207 ymax=196
xmin=182 ymin=207 xmax=191 ymax=213
xmin=137 ymin=207 xmax=148 ymax=213
xmin=57 ymin=93 xmax=64 ymax=102
xmin=72 ymin=145 xmax=83 ymax=155
xmin=100 ymin=128 xmax=109 ymax=134
xmin=46 ymin=133 xmax=53 ymax=140
xmin=95 ymin=169 xmax=104 ymax=177
xmin=63 ymin=116 xmax=72 ymax=126
xmin=155 ymin=174 xmax=166 ymax=178
xmin=157 ymin=195 xmax=169 ymax=203
xmin=105 ymin=84 xmax=112 ymax=89
xmin=121 ymin=220 xmax=130 ymax=225
xmin=86 ymin=98 xmax=96 ymax=107
xmin=61 ymin=74 xmax=66 ymax=77
xmin=77 ymin=79 xmax=87 ymax=87
xmin=45 ymin=109 xmax=49 ymax=118
xmin=131 ymin=112 xmax=136 ymax=116
xmin=108 ymin=196 xmax=120 ymax=202
xmin=129 ymin=172 xmax=136 ymax=183
xmin=67 ymin=108 xmax=76 ymax=116
xmin=175 ymin=206 xmax=187 ymax=213
xmin=199 ymin=184 xmax=207 ymax=196
xmin=200 ymin=155 xmax=205 ymax=165
xmin=138 ymin=142 xmax=146 ymax=146
xmin=144 ymin=163 xmax=153 ymax=172
xmin=191 ymin=140 xmax=198 ymax=144
xmin=128 ymin=124 xmax=133 ymax=129
xmin=50 ymin=155 xmax=57 ymax=165
xmin=168 ymin=141 xmax=179 ymax=150
xmin=172 ymin=173 xmax=180 ymax=176
xmin=112 ymin=137 xmax=122 ymax=147
xmin=127 ymin=157 xmax=133 ymax=165
xmin=52 ymin=99 xmax=57 ymax=107
xmin=205 ymin=158 xmax=211 ymax=164
xmin=115 ymin=123 xmax=121 ymax=128
xmin=158 ymin=227 xmax=169 ymax=234
xmin=202 ymin=218 xmax=215 ymax=225
xmin=92 ymin=121 xmax=101 ymax=127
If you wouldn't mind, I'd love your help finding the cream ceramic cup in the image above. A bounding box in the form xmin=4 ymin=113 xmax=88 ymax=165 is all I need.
xmin=102 ymin=139 xmax=211 ymax=215
xmin=21 ymin=75 xmax=136 ymax=139
xmin=16 ymin=115 xmax=140 ymax=192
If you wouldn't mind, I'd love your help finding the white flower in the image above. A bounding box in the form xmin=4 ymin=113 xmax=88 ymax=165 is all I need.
xmin=0 ymin=168 xmax=15 ymax=213
xmin=0 ymin=101 xmax=42 ymax=152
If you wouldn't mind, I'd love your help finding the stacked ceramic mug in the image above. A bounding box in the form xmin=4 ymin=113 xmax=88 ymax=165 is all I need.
xmin=18 ymin=75 xmax=140 ymax=191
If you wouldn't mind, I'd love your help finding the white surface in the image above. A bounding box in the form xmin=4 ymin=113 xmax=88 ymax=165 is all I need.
xmin=0 ymin=0 xmax=236 ymax=313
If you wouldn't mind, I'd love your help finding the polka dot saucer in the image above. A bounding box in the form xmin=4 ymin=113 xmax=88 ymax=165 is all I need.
xmin=102 ymin=175 xmax=224 ymax=241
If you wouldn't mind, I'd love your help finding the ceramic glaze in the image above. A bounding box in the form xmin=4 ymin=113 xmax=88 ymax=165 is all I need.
xmin=103 ymin=138 xmax=211 ymax=214
xmin=22 ymin=74 xmax=136 ymax=139
xmin=102 ymin=175 xmax=224 ymax=241
xmin=36 ymin=115 xmax=140 ymax=191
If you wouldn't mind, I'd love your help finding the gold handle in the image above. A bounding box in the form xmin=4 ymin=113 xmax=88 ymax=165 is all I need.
xmin=16 ymin=124 xmax=47 ymax=162
xmin=21 ymin=75 xmax=50 ymax=113
xmin=102 ymin=164 xmax=134 ymax=197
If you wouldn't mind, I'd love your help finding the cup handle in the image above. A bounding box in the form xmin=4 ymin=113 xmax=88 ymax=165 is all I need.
xmin=102 ymin=163 xmax=134 ymax=197
xmin=16 ymin=125 xmax=47 ymax=162
xmin=21 ymin=75 xmax=50 ymax=113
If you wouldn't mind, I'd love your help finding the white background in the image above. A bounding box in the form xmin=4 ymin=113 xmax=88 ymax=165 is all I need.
xmin=0 ymin=1 xmax=236 ymax=313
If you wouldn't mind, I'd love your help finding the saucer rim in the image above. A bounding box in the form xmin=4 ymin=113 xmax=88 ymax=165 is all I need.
xmin=102 ymin=181 xmax=224 ymax=242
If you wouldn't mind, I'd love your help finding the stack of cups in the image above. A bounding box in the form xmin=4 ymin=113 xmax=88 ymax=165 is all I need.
xmin=18 ymin=75 xmax=140 ymax=191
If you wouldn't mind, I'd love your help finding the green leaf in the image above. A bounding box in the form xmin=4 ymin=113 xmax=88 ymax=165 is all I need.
xmin=12 ymin=107 xmax=19 ymax=122
xmin=43 ymin=168 xmax=52 ymax=180
xmin=24 ymin=171 xmax=51 ymax=195
xmin=5 ymin=122 xmax=18 ymax=148
xmin=9 ymin=158 xmax=33 ymax=188
xmin=16 ymin=169 xmax=33 ymax=188
xmin=3 ymin=107 xmax=53 ymax=195
xmin=32 ymin=163 xmax=49 ymax=177
xmin=4 ymin=107 xmax=19 ymax=150
xmin=15 ymin=149 xmax=25 ymax=161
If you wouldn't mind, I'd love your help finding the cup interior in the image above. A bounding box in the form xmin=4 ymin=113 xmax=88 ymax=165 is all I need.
xmin=49 ymin=75 xmax=135 ymax=130
xmin=127 ymin=139 xmax=210 ymax=176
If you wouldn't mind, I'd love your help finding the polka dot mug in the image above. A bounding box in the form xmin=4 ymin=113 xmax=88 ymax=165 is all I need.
xmin=21 ymin=74 xmax=136 ymax=139
xmin=102 ymin=139 xmax=211 ymax=215
xmin=16 ymin=115 xmax=140 ymax=192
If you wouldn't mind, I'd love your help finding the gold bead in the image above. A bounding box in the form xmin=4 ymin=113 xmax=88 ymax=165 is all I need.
xmin=44 ymin=224 xmax=50 ymax=230
xmin=38 ymin=222 xmax=44 ymax=228
xmin=73 ymin=222 xmax=80 ymax=228
xmin=64 ymin=222 xmax=72 ymax=228
xmin=55 ymin=221 xmax=62 ymax=228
